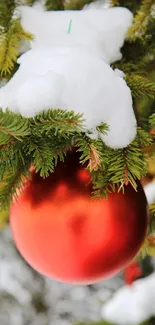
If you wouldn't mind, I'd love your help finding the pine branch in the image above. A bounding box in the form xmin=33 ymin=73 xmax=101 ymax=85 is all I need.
xmin=64 ymin=0 xmax=94 ymax=10
xmin=24 ymin=136 xmax=72 ymax=177
xmin=125 ymin=75 xmax=155 ymax=99
xmin=87 ymin=144 xmax=102 ymax=172
xmin=113 ymin=36 xmax=155 ymax=75
xmin=0 ymin=142 xmax=16 ymax=179
xmin=96 ymin=122 xmax=109 ymax=136
xmin=150 ymin=203 xmax=155 ymax=217
xmin=127 ymin=0 xmax=155 ymax=42
xmin=26 ymin=0 xmax=36 ymax=4
xmin=139 ymin=235 xmax=155 ymax=258
xmin=24 ymin=138 xmax=55 ymax=177
xmin=137 ymin=127 xmax=153 ymax=147
xmin=45 ymin=0 xmax=64 ymax=10
xmin=95 ymin=128 xmax=152 ymax=195
xmin=109 ymin=0 xmax=120 ymax=7
xmin=107 ymin=147 xmax=139 ymax=191
xmin=115 ymin=1 xmax=142 ymax=13
xmin=150 ymin=113 xmax=155 ymax=128
xmin=0 ymin=138 xmax=31 ymax=182
xmin=74 ymin=133 xmax=93 ymax=165
xmin=74 ymin=133 xmax=108 ymax=171
xmin=31 ymin=109 xmax=85 ymax=136
xmin=22 ymin=128 xmax=73 ymax=177
xmin=75 ymin=134 xmax=114 ymax=198
xmin=0 ymin=109 xmax=30 ymax=145
xmin=0 ymin=19 xmax=33 ymax=75
xmin=0 ymin=0 xmax=16 ymax=32
xmin=139 ymin=201 xmax=155 ymax=258
xmin=0 ymin=106 xmax=153 ymax=207
xmin=0 ymin=160 xmax=30 ymax=210
xmin=0 ymin=206 xmax=9 ymax=229
xmin=91 ymin=169 xmax=115 ymax=199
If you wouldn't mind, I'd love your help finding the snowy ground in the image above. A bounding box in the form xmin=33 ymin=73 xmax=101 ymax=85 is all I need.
xmin=0 ymin=228 xmax=124 ymax=325
xmin=0 ymin=227 xmax=155 ymax=325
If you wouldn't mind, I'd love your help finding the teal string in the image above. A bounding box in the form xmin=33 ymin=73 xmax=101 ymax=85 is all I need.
xmin=68 ymin=19 xmax=72 ymax=34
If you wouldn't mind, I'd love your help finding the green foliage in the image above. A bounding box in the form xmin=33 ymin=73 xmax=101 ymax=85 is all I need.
xmin=150 ymin=113 xmax=155 ymax=128
xmin=150 ymin=203 xmax=155 ymax=214
xmin=92 ymin=127 xmax=152 ymax=198
xmin=0 ymin=205 xmax=9 ymax=229
xmin=110 ymin=0 xmax=146 ymax=13
xmin=30 ymin=109 xmax=84 ymax=136
xmin=0 ymin=1 xmax=33 ymax=76
xmin=139 ymin=236 xmax=155 ymax=258
xmin=112 ymin=0 xmax=155 ymax=79
xmin=0 ymin=109 xmax=30 ymax=145
xmin=109 ymin=0 xmax=120 ymax=7
xmin=64 ymin=0 xmax=94 ymax=10
xmin=0 ymin=0 xmax=16 ymax=32
xmin=125 ymin=75 xmax=155 ymax=99
xmin=26 ymin=0 xmax=36 ymax=4
xmin=0 ymin=108 xmax=84 ymax=208
xmin=137 ymin=201 xmax=155 ymax=259
xmin=127 ymin=0 xmax=155 ymax=42
xmin=75 ymin=134 xmax=107 ymax=170
xmin=96 ymin=123 xmax=109 ymax=135
xmin=0 ymin=159 xmax=31 ymax=210
xmin=45 ymin=0 xmax=64 ymax=10
xmin=24 ymin=135 xmax=72 ymax=177
xmin=0 ymin=106 xmax=152 ymax=209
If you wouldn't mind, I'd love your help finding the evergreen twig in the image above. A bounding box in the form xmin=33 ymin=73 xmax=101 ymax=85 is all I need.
xmin=125 ymin=75 xmax=155 ymax=99
xmin=64 ymin=0 xmax=94 ymax=10
xmin=0 ymin=1 xmax=33 ymax=75
xmin=0 ymin=160 xmax=31 ymax=210
xmin=109 ymin=0 xmax=120 ymax=7
xmin=127 ymin=0 xmax=155 ymax=41
xmin=0 ymin=109 xmax=30 ymax=145
xmin=150 ymin=113 xmax=155 ymax=128
xmin=45 ymin=0 xmax=64 ymax=10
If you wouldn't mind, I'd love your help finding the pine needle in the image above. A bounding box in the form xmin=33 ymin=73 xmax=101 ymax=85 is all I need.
xmin=125 ymin=75 xmax=155 ymax=99
xmin=0 ymin=109 xmax=30 ymax=145
xmin=88 ymin=144 xmax=101 ymax=172
xmin=0 ymin=20 xmax=33 ymax=75
xmin=45 ymin=0 xmax=64 ymax=10
xmin=64 ymin=0 xmax=94 ymax=10
xmin=127 ymin=0 xmax=155 ymax=41
xmin=0 ymin=163 xmax=30 ymax=210
xmin=109 ymin=0 xmax=120 ymax=7
xmin=150 ymin=113 xmax=155 ymax=128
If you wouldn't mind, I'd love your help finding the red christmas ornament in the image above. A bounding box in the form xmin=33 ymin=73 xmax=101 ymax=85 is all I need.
xmin=124 ymin=261 xmax=142 ymax=285
xmin=10 ymin=150 xmax=148 ymax=284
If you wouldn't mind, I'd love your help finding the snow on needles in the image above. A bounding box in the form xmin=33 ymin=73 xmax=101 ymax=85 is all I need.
xmin=0 ymin=5 xmax=137 ymax=148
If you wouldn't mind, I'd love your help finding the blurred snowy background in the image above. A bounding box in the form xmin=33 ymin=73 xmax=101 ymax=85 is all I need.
xmin=0 ymin=226 xmax=155 ymax=325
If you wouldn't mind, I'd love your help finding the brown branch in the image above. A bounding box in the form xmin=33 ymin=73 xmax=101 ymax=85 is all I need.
xmin=87 ymin=144 xmax=101 ymax=172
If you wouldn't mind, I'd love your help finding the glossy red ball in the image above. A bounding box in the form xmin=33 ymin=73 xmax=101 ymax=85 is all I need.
xmin=10 ymin=151 xmax=148 ymax=284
